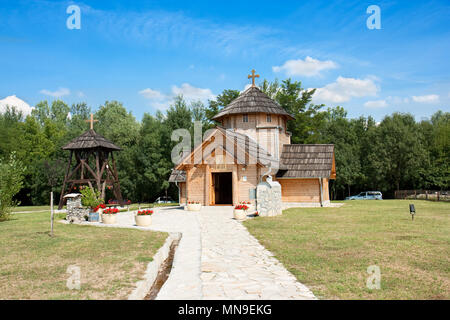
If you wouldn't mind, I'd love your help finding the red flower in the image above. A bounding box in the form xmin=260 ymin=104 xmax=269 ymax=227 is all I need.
xmin=137 ymin=209 xmax=153 ymax=216
xmin=234 ymin=204 xmax=248 ymax=210
xmin=103 ymin=208 xmax=119 ymax=214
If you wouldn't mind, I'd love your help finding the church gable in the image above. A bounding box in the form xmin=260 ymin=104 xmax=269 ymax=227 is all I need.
xmin=174 ymin=127 xmax=276 ymax=170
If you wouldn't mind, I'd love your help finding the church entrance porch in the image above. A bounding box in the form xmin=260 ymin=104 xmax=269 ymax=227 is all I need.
xmin=211 ymin=172 xmax=233 ymax=205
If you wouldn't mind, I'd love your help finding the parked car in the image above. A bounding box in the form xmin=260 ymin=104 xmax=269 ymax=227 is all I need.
xmin=345 ymin=191 xmax=382 ymax=200
xmin=154 ymin=196 xmax=175 ymax=204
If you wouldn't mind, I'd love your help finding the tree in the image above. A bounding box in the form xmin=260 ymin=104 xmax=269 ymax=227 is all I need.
xmin=205 ymin=89 xmax=240 ymax=123
xmin=369 ymin=113 xmax=428 ymax=192
xmin=42 ymin=159 xmax=66 ymax=236
xmin=0 ymin=152 xmax=25 ymax=221
xmin=419 ymin=111 xmax=450 ymax=189
xmin=260 ymin=78 xmax=327 ymax=143
xmin=95 ymin=101 xmax=140 ymax=201
xmin=318 ymin=107 xmax=362 ymax=198
xmin=135 ymin=114 xmax=173 ymax=202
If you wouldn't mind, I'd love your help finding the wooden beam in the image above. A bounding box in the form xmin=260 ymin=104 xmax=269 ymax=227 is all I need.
xmin=205 ymin=164 xmax=211 ymax=205
xmin=111 ymin=153 xmax=124 ymax=204
xmin=232 ymin=165 xmax=239 ymax=205
xmin=319 ymin=178 xmax=323 ymax=207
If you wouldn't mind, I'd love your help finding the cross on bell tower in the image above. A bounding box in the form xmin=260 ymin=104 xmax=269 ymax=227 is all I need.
xmin=84 ymin=113 xmax=99 ymax=130
xmin=248 ymin=69 xmax=260 ymax=87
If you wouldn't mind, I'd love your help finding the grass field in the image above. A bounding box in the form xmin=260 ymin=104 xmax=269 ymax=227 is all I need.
xmin=0 ymin=211 xmax=167 ymax=299
xmin=12 ymin=205 xmax=52 ymax=212
xmin=244 ymin=200 xmax=450 ymax=300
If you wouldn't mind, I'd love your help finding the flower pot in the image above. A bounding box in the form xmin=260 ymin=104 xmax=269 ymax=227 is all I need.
xmin=102 ymin=214 xmax=117 ymax=224
xmin=233 ymin=209 xmax=247 ymax=220
xmin=245 ymin=204 xmax=255 ymax=212
xmin=187 ymin=203 xmax=202 ymax=211
xmin=88 ymin=212 xmax=99 ymax=222
xmin=135 ymin=215 xmax=152 ymax=227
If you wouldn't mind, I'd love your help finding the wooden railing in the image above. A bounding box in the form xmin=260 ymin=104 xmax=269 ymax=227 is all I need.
xmin=394 ymin=190 xmax=449 ymax=201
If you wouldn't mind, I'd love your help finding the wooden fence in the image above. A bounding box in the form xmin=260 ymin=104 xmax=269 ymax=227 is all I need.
xmin=394 ymin=190 xmax=449 ymax=202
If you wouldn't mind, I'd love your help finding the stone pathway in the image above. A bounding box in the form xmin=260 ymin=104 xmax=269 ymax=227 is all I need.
xmin=198 ymin=207 xmax=315 ymax=300
xmin=62 ymin=206 xmax=315 ymax=300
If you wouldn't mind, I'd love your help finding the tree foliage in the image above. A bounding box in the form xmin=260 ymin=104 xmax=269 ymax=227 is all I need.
xmin=0 ymin=152 xmax=25 ymax=221
xmin=0 ymin=80 xmax=448 ymax=206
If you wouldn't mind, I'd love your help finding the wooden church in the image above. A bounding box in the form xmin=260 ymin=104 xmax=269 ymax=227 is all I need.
xmin=169 ymin=70 xmax=336 ymax=207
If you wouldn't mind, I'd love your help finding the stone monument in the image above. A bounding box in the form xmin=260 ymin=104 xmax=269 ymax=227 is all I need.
xmin=256 ymin=175 xmax=282 ymax=217
xmin=64 ymin=193 xmax=89 ymax=223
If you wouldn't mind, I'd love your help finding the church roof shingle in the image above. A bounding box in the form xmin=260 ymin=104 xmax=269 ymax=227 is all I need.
xmin=168 ymin=170 xmax=186 ymax=183
xmin=277 ymin=144 xmax=335 ymax=178
xmin=211 ymin=86 xmax=294 ymax=120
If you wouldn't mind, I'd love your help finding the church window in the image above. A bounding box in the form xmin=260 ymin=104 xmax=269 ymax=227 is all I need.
xmin=267 ymin=114 xmax=271 ymax=122
xmin=243 ymin=114 xmax=248 ymax=122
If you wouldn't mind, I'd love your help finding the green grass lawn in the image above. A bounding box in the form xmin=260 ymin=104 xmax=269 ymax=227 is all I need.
xmin=244 ymin=200 xmax=450 ymax=300
xmin=12 ymin=205 xmax=53 ymax=212
xmin=0 ymin=211 xmax=167 ymax=299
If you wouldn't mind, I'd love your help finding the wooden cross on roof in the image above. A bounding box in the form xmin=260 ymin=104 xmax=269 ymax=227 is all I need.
xmin=248 ymin=69 xmax=260 ymax=87
xmin=85 ymin=113 xmax=99 ymax=130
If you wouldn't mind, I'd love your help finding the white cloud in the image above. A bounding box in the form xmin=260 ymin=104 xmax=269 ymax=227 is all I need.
xmin=312 ymin=76 xmax=378 ymax=103
xmin=242 ymin=84 xmax=252 ymax=92
xmin=171 ymin=83 xmax=215 ymax=102
xmin=139 ymin=84 xmax=215 ymax=111
xmin=150 ymin=101 xmax=170 ymax=110
xmin=0 ymin=95 xmax=34 ymax=116
xmin=364 ymin=100 xmax=388 ymax=108
xmin=139 ymin=88 xmax=169 ymax=110
xmin=40 ymin=87 xmax=70 ymax=97
xmin=139 ymin=88 xmax=165 ymax=100
xmin=273 ymin=56 xmax=337 ymax=77
xmin=412 ymin=94 xmax=439 ymax=103
xmin=386 ymin=96 xmax=409 ymax=104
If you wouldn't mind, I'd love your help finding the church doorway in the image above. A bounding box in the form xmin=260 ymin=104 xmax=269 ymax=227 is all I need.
xmin=212 ymin=172 xmax=233 ymax=205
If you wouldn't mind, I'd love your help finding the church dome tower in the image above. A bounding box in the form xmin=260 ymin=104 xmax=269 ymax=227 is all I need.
xmin=211 ymin=70 xmax=294 ymax=159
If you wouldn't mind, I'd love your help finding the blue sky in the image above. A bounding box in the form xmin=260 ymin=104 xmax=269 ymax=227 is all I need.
xmin=0 ymin=0 xmax=449 ymax=121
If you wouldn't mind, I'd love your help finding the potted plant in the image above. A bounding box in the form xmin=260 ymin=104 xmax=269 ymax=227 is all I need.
xmin=80 ymin=186 xmax=104 ymax=222
xmin=187 ymin=200 xmax=202 ymax=211
xmin=102 ymin=207 xmax=119 ymax=224
xmin=240 ymin=201 xmax=254 ymax=212
xmin=135 ymin=209 xmax=153 ymax=226
xmin=89 ymin=203 xmax=106 ymax=222
xmin=233 ymin=204 xmax=248 ymax=220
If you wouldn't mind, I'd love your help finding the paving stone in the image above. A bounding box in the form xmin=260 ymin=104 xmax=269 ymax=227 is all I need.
xmin=84 ymin=206 xmax=316 ymax=300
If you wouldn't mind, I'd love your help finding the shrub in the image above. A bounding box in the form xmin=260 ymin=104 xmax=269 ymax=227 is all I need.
xmin=80 ymin=186 xmax=104 ymax=210
xmin=0 ymin=152 xmax=25 ymax=222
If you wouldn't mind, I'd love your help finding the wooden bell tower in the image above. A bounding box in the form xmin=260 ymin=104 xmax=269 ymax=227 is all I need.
xmin=58 ymin=114 xmax=124 ymax=209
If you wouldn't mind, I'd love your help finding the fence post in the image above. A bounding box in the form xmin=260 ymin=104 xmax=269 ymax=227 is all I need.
xmin=425 ymin=190 xmax=428 ymax=200
xmin=437 ymin=192 xmax=440 ymax=201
